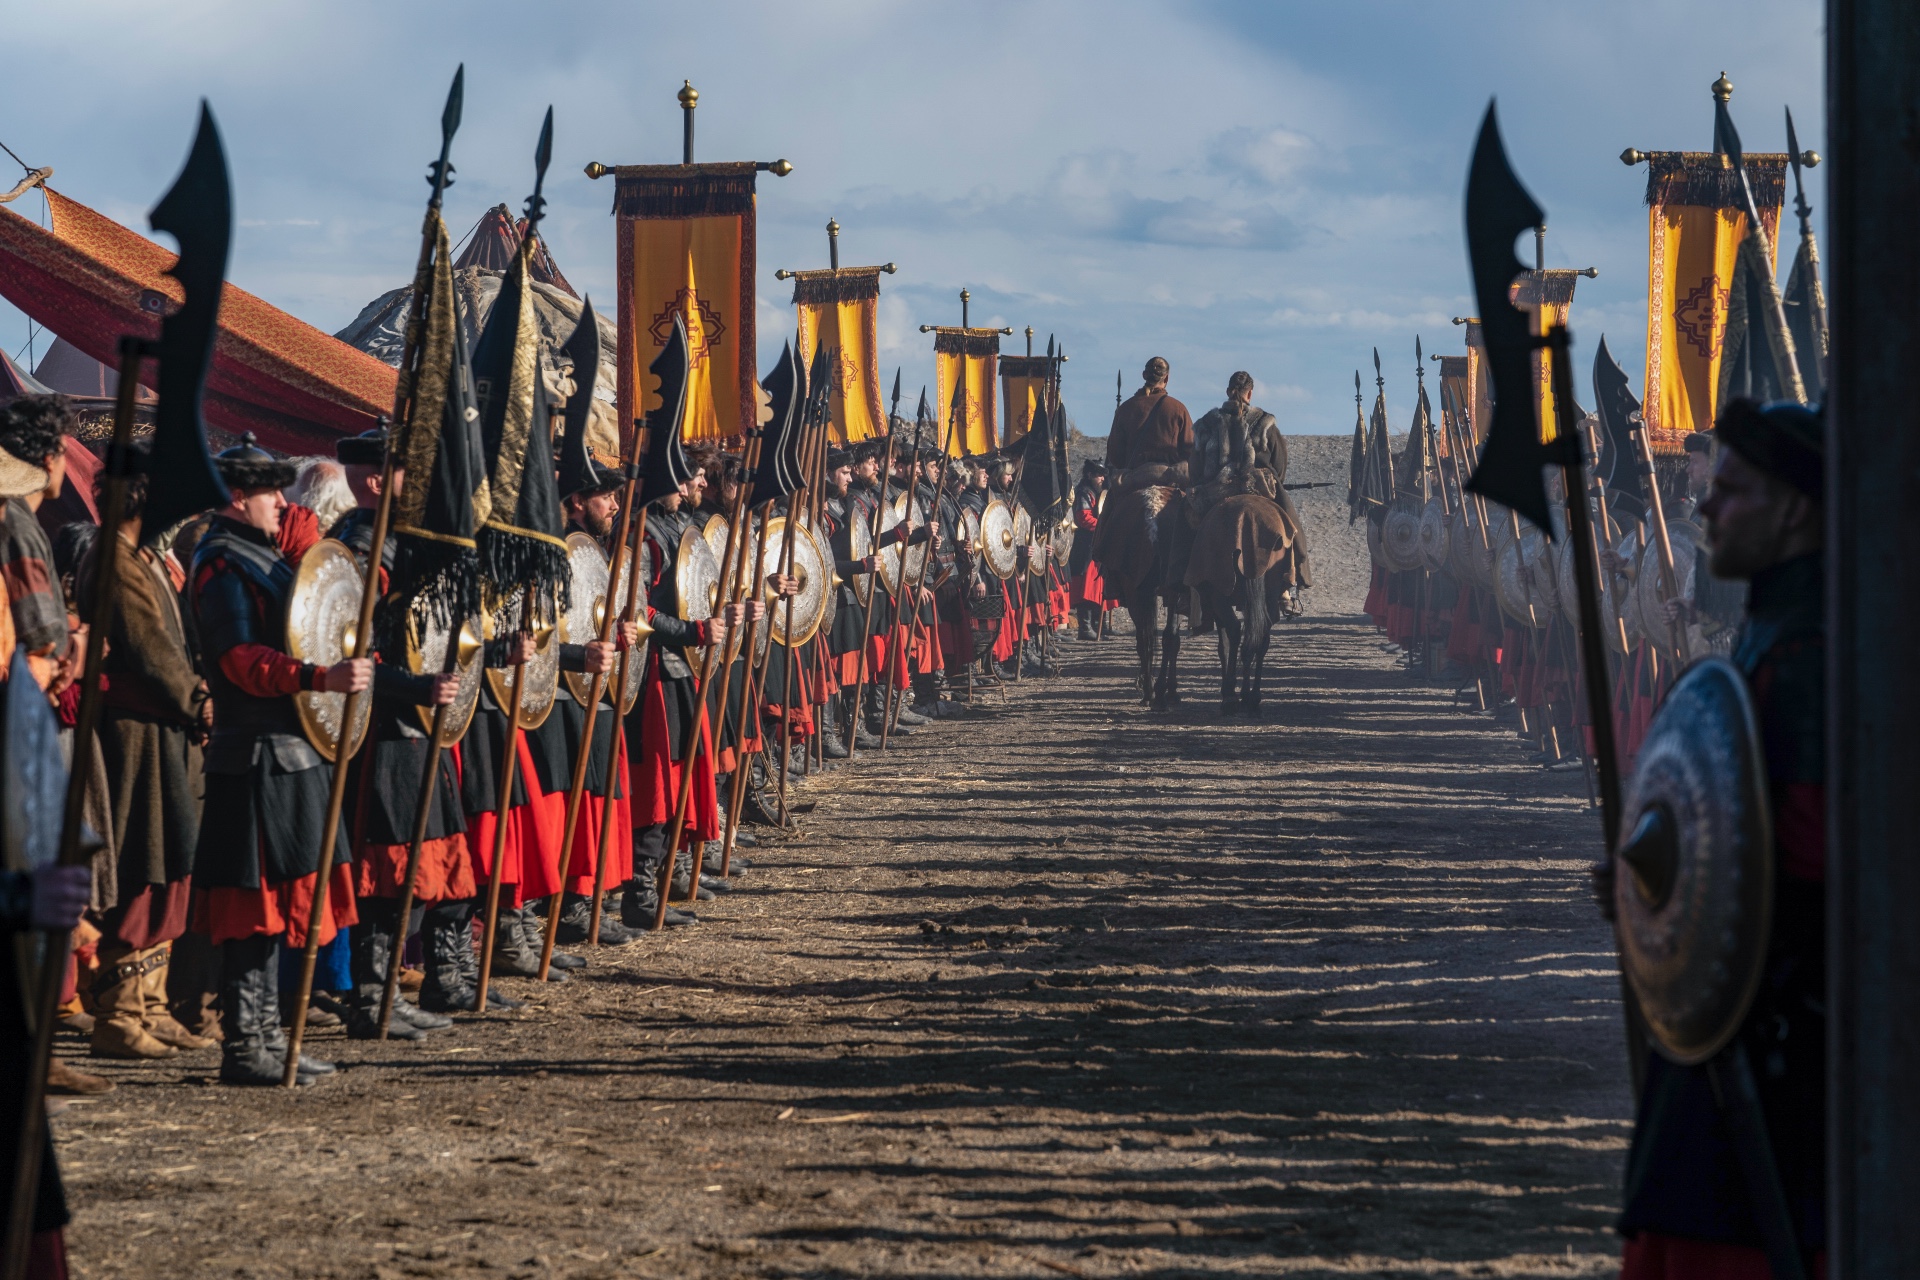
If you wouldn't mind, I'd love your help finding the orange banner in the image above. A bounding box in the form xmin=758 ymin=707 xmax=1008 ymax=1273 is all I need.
xmin=1639 ymin=151 xmax=1786 ymax=453
xmin=931 ymin=330 xmax=999 ymax=456
xmin=611 ymin=163 xmax=761 ymax=445
xmin=998 ymin=354 xmax=1060 ymax=446
xmin=791 ymin=268 xmax=886 ymax=444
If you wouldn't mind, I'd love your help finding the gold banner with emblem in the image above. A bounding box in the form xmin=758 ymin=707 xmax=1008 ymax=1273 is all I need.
xmin=930 ymin=329 xmax=1000 ymax=456
xmin=611 ymin=163 xmax=760 ymax=443
xmin=791 ymin=267 xmax=886 ymax=444
xmin=997 ymin=354 xmax=1058 ymax=447
xmin=1640 ymin=151 xmax=1786 ymax=454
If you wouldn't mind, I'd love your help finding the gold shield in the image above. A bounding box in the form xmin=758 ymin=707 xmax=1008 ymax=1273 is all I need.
xmin=284 ymin=539 xmax=372 ymax=762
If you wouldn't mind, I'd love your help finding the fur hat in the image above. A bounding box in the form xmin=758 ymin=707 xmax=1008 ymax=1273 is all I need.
xmin=334 ymin=426 xmax=387 ymax=466
xmin=215 ymin=433 xmax=297 ymax=491
xmin=825 ymin=447 xmax=853 ymax=471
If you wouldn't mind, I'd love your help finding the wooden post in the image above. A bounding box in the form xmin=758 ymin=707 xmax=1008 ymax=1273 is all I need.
xmin=1826 ymin=3 xmax=1920 ymax=1270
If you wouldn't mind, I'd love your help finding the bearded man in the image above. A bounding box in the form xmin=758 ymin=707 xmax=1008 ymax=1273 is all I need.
xmin=1614 ymin=398 xmax=1827 ymax=1278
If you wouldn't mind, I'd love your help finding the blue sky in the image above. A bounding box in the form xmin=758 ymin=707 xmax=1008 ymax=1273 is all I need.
xmin=1 ymin=0 xmax=1822 ymax=433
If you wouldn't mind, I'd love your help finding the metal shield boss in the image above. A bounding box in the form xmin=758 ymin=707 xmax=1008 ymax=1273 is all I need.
xmin=561 ymin=533 xmax=611 ymax=705
xmin=1049 ymin=520 xmax=1073 ymax=573
xmin=1381 ymin=505 xmax=1422 ymax=572
xmin=1614 ymin=656 xmax=1773 ymax=1065
xmin=483 ymin=583 xmax=560 ymax=730
xmin=702 ymin=514 xmax=731 ymax=580
xmin=409 ymin=608 xmax=485 ymax=745
xmin=1418 ymin=496 xmax=1450 ymax=572
xmin=978 ymin=498 xmax=1018 ymax=580
xmin=285 ymin=538 xmax=372 ymax=761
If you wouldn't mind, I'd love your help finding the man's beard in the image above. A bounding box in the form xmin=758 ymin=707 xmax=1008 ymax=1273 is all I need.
xmin=583 ymin=508 xmax=615 ymax=538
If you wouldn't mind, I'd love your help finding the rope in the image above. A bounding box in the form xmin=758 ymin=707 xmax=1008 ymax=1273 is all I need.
xmin=0 ymin=137 xmax=29 ymax=173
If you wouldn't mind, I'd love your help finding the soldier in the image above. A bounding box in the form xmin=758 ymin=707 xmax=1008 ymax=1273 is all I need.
xmin=75 ymin=445 xmax=215 ymax=1060
xmin=1189 ymin=371 xmax=1288 ymax=516
xmin=1105 ymin=357 xmax=1193 ymax=489
xmin=187 ymin=435 xmax=369 ymax=1086
xmin=326 ymin=428 xmax=467 ymax=1038
xmin=1613 ymin=399 xmax=1827 ymax=1276
xmin=1069 ymin=460 xmax=1107 ymax=640
xmin=1660 ymin=431 xmax=1747 ymax=655
xmin=621 ymin=466 xmax=746 ymax=929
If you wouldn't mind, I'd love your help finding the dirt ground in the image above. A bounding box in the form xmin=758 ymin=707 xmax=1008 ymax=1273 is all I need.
xmin=51 ymin=613 xmax=1633 ymax=1279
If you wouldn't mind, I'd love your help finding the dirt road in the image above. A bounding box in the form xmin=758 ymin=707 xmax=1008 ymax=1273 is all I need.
xmin=53 ymin=614 xmax=1632 ymax=1278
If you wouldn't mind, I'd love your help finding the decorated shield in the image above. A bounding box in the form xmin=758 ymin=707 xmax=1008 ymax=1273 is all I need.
xmin=285 ymin=539 xmax=372 ymax=761
xmin=609 ymin=547 xmax=647 ymax=715
xmin=898 ymin=491 xmax=932 ymax=588
xmin=677 ymin=524 xmax=721 ymax=626
xmin=1418 ymin=497 xmax=1450 ymax=572
xmin=408 ymin=610 xmax=484 ymax=745
xmin=1381 ymin=506 xmax=1423 ymax=573
xmin=1049 ymin=520 xmax=1073 ymax=571
xmin=978 ymin=498 xmax=1018 ymax=580
xmin=483 ymin=584 xmax=560 ymax=730
xmin=561 ymin=533 xmax=611 ymax=704
xmin=760 ymin=516 xmax=829 ymax=646
xmin=1615 ymin=656 xmax=1773 ymax=1065
xmin=1602 ymin=525 xmax=1643 ymax=653
xmin=1637 ymin=520 xmax=1702 ymax=646
xmin=848 ymin=509 xmax=875 ymax=606
xmin=1492 ymin=531 xmax=1539 ymax=627
xmin=702 ymin=513 xmax=731 ymax=578
xmin=1517 ymin=521 xmax=1558 ymax=620
xmin=1365 ymin=512 xmax=1385 ymax=570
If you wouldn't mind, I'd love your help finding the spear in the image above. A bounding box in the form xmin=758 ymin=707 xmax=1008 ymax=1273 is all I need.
xmin=283 ymin=71 xmax=467 ymax=1085
xmin=878 ymin=393 xmax=930 ymax=747
xmin=841 ymin=368 xmax=904 ymax=762
xmin=1714 ymin=85 xmax=1806 ymax=404
xmin=1783 ymin=107 xmax=1829 ymax=369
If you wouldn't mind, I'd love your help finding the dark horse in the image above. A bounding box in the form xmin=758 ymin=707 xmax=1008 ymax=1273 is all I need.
xmin=1092 ymin=483 xmax=1193 ymax=710
xmin=1187 ymin=493 xmax=1308 ymax=715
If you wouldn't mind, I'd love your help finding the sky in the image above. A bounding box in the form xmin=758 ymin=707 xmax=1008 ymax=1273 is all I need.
xmin=0 ymin=0 xmax=1824 ymax=434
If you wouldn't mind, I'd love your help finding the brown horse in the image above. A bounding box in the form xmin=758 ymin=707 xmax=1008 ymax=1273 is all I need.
xmin=1092 ymin=481 xmax=1193 ymax=709
xmin=1186 ymin=493 xmax=1309 ymax=714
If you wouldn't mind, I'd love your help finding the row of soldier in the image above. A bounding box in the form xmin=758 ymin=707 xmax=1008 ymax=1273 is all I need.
xmin=1358 ymin=343 xmax=1743 ymax=781
xmin=3 ymin=385 xmax=1089 ymax=1101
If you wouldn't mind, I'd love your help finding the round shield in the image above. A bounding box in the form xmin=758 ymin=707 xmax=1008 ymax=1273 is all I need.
xmin=409 ymin=610 xmax=484 ymax=746
xmin=1381 ymin=506 xmax=1422 ymax=573
xmin=1493 ymin=532 xmax=1539 ymax=627
xmin=898 ymin=490 xmax=931 ymax=588
xmin=1011 ymin=502 xmax=1034 ymax=560
xmin=1366 ymin=512 xmax=1385 ymax=570
xmin=562 ymin=533 xmax=611 ymax=705
xmin=611 ymin=548 xmax=647 ymax=715
xmin=978 ymin=499 xmax=1018 ymax=580
xmin=484 ymin=585 xmax=560 ymax=730
xmin=760 ymin=516 xmax=829 ymax=647
xmin=1637 ymin=520 xmax=1702 ymax=647
xmin=1616 ymin=656 xmax=1773 ymax=1065
xmin=847 ymin=509 xmax=875 ymax=606
xmin=1050 ymin=520 xmax=1073 ymax=571
xmin=285 ymin=539 xmax=372 ymax=763
xmin=702 ymin=513 xmax=731 ymax=578
xmin=1517 ymin=522 xmax=1558 ymax=621
xmin=676 ymin=524 xmax=721 ymax=623
xmin=1600 ymin=525 xmax=1643 ymax=653
xmin=1418 ymin=497 xmax=1450 ymax=572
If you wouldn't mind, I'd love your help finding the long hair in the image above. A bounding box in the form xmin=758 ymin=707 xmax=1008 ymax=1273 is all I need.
xmin=286 ymin=458 xmax=355 ymax=531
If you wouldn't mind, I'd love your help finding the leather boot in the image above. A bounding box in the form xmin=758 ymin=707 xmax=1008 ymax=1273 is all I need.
xmin=345 ymin=902 xmax=423 ymax=1040
xmin=420 ymin=901 xmax=482 ymax=1012
xmin=531 ymin=905 xmax=587 ymax=970
xmin=220 ymin=936 xmax=322 ymax=1086
xmin=167 ymin=930 xmax=221 ymax=1041
xmin=670 ymin=859 xmax=717 ymax=902
xmin=488 ymin=903 xmax=546 ymax=977
xmin=91 ymin=943 xmax=177 ymax=1060
xmin=47 ymin=1059 xmax=114 ymax=1096
xmin=620 ymin=875 xmax=699 ymax=929
xmin=141 ymin=944 xmax=213 ymax=1050
xmin=848 ymin=691 xmax=882 ymax=749
xmin=558 ymin=893 xmax=632 ymax=947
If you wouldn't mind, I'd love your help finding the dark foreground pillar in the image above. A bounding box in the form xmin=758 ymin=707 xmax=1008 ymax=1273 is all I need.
xmin=1826 ymin=2 xmax=1920 ymax=1273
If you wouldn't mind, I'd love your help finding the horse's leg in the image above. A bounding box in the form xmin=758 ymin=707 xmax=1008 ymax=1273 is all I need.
xmin=1243 ymin=574 xmax=1270 ymax=716
xmin=1133 ymin=593 xmax=1155 ymax=703
xmin=1213 ymin=588 xmax=1239 ymax=713
xmin=1156 ymin=593 xmax=1181 ymax=709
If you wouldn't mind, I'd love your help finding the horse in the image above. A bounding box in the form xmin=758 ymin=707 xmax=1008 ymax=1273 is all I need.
xmin=1091 ymin=479 xmax=1194 ymax=710
xmin=1186 ymin=492 xmax=1309 ymax=715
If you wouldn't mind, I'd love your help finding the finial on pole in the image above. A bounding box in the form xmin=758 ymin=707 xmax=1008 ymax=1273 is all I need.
xmin=1711 ymin=71 xmax=1733 ymax=103
xmin=826 ymin=218 xmax=839 ymax=270
xmin=678 ymin=80 xmax=698 ymax=164
xmin=960 ymin=289 xmax=969 ymax=329
xmin=1025 ymin=326 xmax=1033 ymax=356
